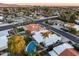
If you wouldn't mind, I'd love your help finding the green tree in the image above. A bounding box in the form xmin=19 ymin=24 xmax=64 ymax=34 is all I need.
xmin=68 ymin=14 xmax=77 ymax=23
xmin=8 ymin=35 xmax=26 ymax=55
xmin=69 ymin=28 xmax=77 ymax=34
xmin=73 ymin=43 xmax=79 ymax=51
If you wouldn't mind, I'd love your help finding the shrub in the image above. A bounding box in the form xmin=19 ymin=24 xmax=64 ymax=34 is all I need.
xmin=69 ymin=28 xmax=77 ymax=34
xmin=24 ymin=36 xmax=32 ymax=45
xmin=61 ymin=28 xmax=70 ymax=32
xmin=17 ymin=28 xmax=25 ymax=32
xmin=73 ymin=43 xmax=79 ymax=51
xmin=45 ymin=20 xmax=48 ymax=24
xmin=61 ymin=28 xmax=77 ymax=34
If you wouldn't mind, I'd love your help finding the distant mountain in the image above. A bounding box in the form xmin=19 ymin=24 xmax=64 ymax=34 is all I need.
xmin=0 ymin=3 xmax=79 ymax=7
xmin=24 ymin=3 xmax=79 ymax=7
xmin=0 ymin=3 xmax=32 ymax=7
xmin=0 ymin=3 xmax=18 ymax=7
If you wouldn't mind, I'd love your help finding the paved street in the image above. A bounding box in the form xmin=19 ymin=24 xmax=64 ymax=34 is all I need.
xmin=0 ymin=25 xmax=12 ymax=31
xmin=0 ymin=16 xmax=79 ymax=43
xmin=0 ymin=16 xmax=58 ymax=31
xmin=0 ymin=22 xmax=27 ymax=31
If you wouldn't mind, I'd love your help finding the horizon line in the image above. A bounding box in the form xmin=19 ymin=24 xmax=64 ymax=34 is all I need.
xmin=0 ymin=3 xmax=79 ymax=7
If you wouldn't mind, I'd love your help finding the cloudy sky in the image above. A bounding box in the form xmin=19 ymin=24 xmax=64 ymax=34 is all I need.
xmin=0 ymin=0 xmax=79 ymax=4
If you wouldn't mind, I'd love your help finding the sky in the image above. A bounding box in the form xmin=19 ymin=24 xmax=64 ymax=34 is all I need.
xmin=0 ymin=0 xmax=79 ymax=4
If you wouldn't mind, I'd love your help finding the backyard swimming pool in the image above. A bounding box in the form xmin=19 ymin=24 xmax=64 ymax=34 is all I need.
xmin=25 ymin=41 xmax=37 ymax=53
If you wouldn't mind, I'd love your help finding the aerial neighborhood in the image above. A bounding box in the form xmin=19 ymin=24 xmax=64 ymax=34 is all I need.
xmin=0 ymin=4 xmax=79 ymax=56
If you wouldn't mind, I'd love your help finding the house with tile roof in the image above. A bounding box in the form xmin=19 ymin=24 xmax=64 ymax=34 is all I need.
xmin=48 ymin=43 xmax=79 ymax=56
xmin=64 ymin=23 xmax=79 ymax=31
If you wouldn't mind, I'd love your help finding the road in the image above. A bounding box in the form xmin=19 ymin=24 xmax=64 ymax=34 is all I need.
xmin=0 ymin=22 xmax=27 ymax=31
xmin=0 ymin=16 xmax=58 ymax=31
xmin=0 ymin=16 xmax=79 ymax=43
xmin=0 ymin=25 xmax=12 ymax=31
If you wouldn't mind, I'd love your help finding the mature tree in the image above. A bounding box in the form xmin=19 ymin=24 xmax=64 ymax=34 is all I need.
xmin=8 ymin=35 xmax=26 ymax=55
xmin=68 ymin=14 xmax=77 ymax=23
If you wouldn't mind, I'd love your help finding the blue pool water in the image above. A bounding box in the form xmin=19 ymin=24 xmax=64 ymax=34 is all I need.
xmin=27 ymin=41 xmax=36 ymax=53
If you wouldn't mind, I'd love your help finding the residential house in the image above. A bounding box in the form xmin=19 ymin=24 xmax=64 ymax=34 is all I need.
xmin=48 ymin=20 xmax=64 ymax=26
xmin=0 ymin=16 xmax=4 ymax=21
xmin=0 ymin=30 xmax=9 ymax=51
xmin=48 ymin=43 xmax=79 ymax=56
xmin=75 ymin=20 xmax=79 ymax=25
xmin=0 ymin=36 xmax=8 ymax=51
xmin=32 ymin=29 xmax=61 ymax=47
xmin=64 ymin=23 xmax=79 ymax=31
xmin=26 ymin=24 xmax=45 ymax=33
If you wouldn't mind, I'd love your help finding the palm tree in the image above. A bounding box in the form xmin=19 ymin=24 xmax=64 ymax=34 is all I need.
xmin=8 ymin=35 xmax=26 ymax=55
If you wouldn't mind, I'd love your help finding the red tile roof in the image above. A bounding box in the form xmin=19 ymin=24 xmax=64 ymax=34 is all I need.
xmin=26 ymin=24 xmax=42 ymax=32
xmin=66 ymin=23 xmax=75 ymax=28
xmin=59 ymin=48 xmax=79 ymax=56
